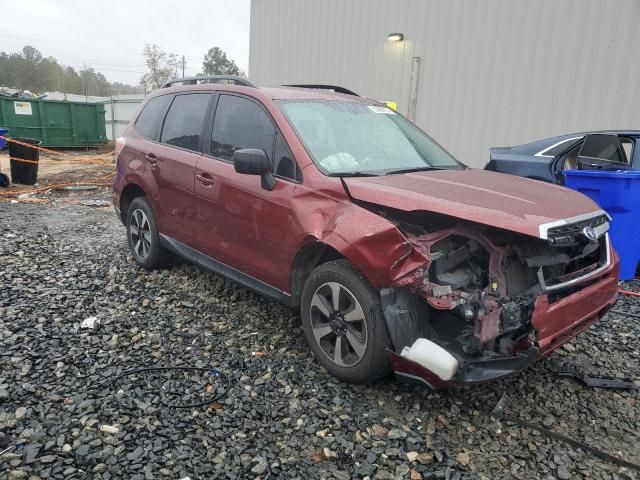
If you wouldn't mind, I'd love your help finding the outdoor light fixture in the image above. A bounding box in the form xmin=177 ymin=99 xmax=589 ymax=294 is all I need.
xmin=387 ymin=33 xmax=404 ymax=42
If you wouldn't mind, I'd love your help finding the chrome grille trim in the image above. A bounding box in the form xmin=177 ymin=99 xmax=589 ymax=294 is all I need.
xmin=538 ymin=209 xmax=610 ymax=240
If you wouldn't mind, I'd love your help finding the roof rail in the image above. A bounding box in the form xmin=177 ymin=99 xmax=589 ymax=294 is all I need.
xmin=282 ymin=84 xmax=359 ymax=96
xmin=162 ymin=75 xmax=257 ymax=89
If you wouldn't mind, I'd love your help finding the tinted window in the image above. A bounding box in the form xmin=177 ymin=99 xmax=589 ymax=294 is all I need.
xmin=579 ymin=134 xmax=626 ymax=164
xmin=211 ymin=95 xmax=275 ymax=161
xmin=135 ymin=95 xmax=171 ymax=140
xmin=274 ymin=133 xmax=300 ymax=181
xmin=160 ymin=94 xmax=211 ymax=151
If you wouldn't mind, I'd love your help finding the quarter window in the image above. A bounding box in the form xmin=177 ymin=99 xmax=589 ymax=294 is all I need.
xmin=541 ymin=137 xmax=583 ymax=157
xmin=211 ymin=95 xmax=275 ymax=161
xmin=160 ymin=94 xmax=211 ymax=152
xmin=135 ymin=95 xmax=171 ymax=140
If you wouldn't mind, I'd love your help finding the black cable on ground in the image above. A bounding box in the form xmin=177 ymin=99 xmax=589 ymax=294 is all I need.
xmin=610 ymin=309 xmax=640 ymax=319
xmin=99 ymin=366 xmax=230 ymax=409
xmin=492 ymin=394 xmax=640 ymax=472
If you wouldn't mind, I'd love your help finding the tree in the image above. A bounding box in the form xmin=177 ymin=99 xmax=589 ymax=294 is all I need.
xmin=140 ymin=44 xmax=177 ymax=91
xmin=0 ymin=45 xmax=141 ymax=95
xmin=202 ymin=47 xmax=243 ymax=76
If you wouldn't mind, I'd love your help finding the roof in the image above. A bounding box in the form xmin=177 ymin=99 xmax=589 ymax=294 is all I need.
xmin=261 ymin=86 xmax=372 ymax=102
xmin=151 ymin=83 xmax=375 ymax=103
xmin=503 ymin=130 xmax=640 ymax=155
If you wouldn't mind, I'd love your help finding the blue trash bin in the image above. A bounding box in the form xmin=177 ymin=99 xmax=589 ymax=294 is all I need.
xmin=564 ymin=169 xmax=640 ymax=280
xmin=0 ymin=128 xmax=8 ymax=187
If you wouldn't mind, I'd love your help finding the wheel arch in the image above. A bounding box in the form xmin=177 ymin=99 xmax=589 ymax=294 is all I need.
xmin=289 ymin=241 xmax=344 ymax=307
xmin=119 ymin=182 xmax=149 ymax=224
xmin=288 ymin=203 xmax=432 ymax=306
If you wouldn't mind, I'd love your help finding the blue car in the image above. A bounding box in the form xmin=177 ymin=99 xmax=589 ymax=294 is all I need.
xmin=485 ymin=131 xmax=639 ymax=185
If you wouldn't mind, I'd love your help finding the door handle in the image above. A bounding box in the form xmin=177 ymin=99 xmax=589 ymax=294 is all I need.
xmin=144 ymin=153 xmax=158 ymax=167
xmin=197 ymin=173 xmax=216 ymax=187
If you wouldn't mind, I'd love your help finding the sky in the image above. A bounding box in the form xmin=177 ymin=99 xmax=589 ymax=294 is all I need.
xmin=1 ymin=0 xmax=251 ymax=85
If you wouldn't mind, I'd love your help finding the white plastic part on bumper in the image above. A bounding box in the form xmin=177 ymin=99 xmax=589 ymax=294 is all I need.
xmin=400 ymin=338 xmax=459 ymax=381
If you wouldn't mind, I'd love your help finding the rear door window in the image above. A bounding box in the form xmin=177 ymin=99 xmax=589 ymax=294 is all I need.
xmin=160 ymin=94 xmax=212 ymax=152
xmin=134 ymin=95 xmax=172 ymax=140
xmin=210 ymin=95 xmax=275 ymax=161
xmin=579 ymin=134 xmax=627 ymax=164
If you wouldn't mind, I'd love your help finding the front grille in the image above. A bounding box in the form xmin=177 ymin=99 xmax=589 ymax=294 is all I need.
xmin=547 ymin=214 xmax=608 ymax=246
xmin=537 ymin=234 xmax=611 ymax=292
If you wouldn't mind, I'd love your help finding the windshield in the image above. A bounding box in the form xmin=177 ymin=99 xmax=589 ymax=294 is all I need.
xmin=278 ymin=100 xmax=463 ymax=175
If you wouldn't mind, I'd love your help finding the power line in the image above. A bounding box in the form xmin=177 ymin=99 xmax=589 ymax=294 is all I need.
xmin=0 ymin=30 xmax=146 ymax=57
xmin=55 ymin=57 xmax=146 ymax=69
xmin=63 ymin=64 xmax=147 ymax=74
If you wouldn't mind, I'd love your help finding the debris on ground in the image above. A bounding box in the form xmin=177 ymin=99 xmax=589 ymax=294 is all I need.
xmin=548 ymin=361 xmax=637 ymax=390
xmin=80 ymin=316 xmax=100 ymax=329
xmin=0 ymin=203 xmax=638 ymax=479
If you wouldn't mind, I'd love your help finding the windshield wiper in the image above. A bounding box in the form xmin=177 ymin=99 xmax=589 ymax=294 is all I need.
xmin=384 ymin=166 xmax=445 ymax=175
xmin=326 ymin=171 xmax=381 ymax=177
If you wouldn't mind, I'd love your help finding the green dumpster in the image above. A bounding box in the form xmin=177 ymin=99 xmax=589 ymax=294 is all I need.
xmin=0 ymin=97 xmax=107 ymax=147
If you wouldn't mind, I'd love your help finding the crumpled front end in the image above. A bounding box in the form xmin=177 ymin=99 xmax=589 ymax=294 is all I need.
xmin=377 ymin=210 xmax=618 ymax=388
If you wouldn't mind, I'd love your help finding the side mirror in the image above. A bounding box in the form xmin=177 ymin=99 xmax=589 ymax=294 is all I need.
xmin=233 ymin=149 xmax=276 ymax=191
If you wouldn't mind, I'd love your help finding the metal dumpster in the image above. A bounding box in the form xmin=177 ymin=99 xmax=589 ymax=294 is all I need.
xmin=0 ymin=97 xmax=107 ymax=147
xmin=564 ymin=169 xmax=640 ymax=280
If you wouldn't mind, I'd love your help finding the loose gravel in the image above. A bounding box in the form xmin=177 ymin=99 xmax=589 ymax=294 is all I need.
xmin=1 ymin=200 xmax=638 ymax=480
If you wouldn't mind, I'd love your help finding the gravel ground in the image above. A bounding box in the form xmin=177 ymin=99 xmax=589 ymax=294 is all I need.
xmin=0 ymin=199 xmax=638 ymax=480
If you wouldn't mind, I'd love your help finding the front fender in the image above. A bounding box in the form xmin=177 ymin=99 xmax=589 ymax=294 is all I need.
xmin=295 ymin=201 xmax=428 ymax=288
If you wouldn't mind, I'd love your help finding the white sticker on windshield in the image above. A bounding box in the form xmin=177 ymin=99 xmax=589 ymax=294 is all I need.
xmin=367 ymin=105 xmax=396 ymax=114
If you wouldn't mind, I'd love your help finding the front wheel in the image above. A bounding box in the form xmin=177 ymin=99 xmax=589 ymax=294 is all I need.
xmin=125 ymin=197 xmax=171 ymax=269
xmin=300 ymin=260 xmax=391 ymax=384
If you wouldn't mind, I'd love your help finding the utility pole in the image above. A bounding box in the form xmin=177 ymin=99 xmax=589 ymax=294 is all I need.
xmin=182 ymin=55 xmax=185 ymax=78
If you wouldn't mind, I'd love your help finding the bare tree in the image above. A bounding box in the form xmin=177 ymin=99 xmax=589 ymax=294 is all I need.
xmin=140 ymin=44 xmax=176 ymax=90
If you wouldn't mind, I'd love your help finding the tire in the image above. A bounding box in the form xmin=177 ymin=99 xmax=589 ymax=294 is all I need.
xmin=300 ymin=260 xmax=391 ymax=384
xmin=125 ymin=197 xmax=171 ymax=270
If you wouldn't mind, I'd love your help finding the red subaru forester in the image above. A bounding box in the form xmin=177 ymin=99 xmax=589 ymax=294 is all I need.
xmin=113 ymin=76 xmax=618 ymax=388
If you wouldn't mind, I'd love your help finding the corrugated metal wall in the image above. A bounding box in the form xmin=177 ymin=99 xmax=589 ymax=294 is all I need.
xmin=44 ymin=93 xmax=145 ymax=140
xmin=104 ymin=95 xmax=145 ymax=140
xmin=249 ymin=0 xmax=640 ymax=167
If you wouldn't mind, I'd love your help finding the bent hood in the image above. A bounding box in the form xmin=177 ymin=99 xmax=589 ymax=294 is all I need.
xmin=343 ymin=169 xmax=601 ymax=238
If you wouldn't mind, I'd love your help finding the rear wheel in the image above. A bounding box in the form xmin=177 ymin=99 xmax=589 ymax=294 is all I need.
xmin=300 ymin=260 xmax=391 ymax=384
xmin=125 ymin=197 xmax=171 ymax=269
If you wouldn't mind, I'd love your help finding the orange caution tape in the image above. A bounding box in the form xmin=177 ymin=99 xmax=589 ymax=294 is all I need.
xmin=9 ymin=156 xmax=40 ymax=165
xmin=0 ymin=172 xmax=114 ymax=200
xmin=1 ymin=136 xmax=114 ymax=166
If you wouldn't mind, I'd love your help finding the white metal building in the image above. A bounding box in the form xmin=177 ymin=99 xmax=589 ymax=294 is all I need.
xmin=249 ymin=0 xmax=640 ymax=167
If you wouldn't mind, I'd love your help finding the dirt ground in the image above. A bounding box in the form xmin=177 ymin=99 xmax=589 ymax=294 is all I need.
xmin=0 ymin=145 xmax=114 ymax=200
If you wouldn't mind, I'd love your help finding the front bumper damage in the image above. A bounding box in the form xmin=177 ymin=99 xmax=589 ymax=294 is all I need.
xmin=379 ymin=218 xmax=619 ymax=389
xmin=389 ymin=346 xmax=540 ymax=389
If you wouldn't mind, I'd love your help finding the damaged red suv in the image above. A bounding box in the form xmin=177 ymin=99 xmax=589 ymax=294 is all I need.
xmin=113 ymin=76 xmax=619 ymax=388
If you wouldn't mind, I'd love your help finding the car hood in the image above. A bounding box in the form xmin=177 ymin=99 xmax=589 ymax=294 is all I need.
xmin=342 ymin=169 xmax=601 ymax=238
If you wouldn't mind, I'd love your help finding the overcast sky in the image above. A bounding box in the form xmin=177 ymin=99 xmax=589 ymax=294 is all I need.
xmin=2 ymin=0 xmax=251 ymax=85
